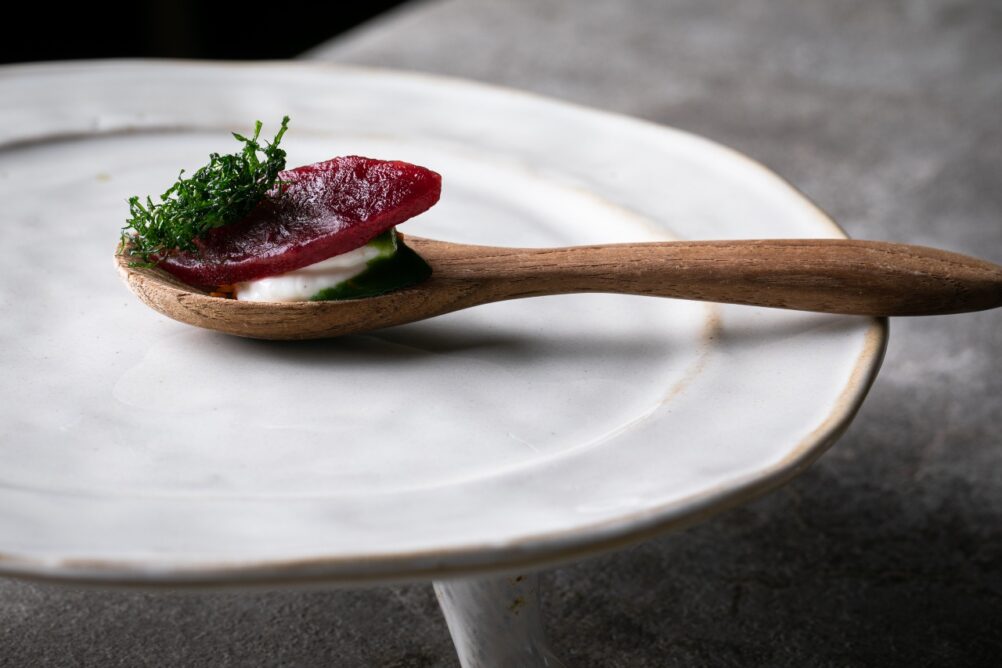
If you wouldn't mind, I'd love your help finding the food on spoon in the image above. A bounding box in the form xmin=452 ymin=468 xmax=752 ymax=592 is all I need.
xmin=118 ymin=117 xmax=440 ymax=302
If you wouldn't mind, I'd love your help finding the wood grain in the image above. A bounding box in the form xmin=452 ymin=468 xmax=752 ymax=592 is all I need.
xmin=117 ymin=237 xmax=1002 ymax=340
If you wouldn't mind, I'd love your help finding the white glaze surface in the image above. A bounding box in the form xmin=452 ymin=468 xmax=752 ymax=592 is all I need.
xmin=0 ymin=61 xmax=884 ymax=584
xmin=435 ymin=574 xmax=564 ymax=667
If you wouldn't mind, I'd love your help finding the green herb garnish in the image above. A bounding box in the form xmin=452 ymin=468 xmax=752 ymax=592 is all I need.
xmin=120 ymin=116 xmax=290 ymax=265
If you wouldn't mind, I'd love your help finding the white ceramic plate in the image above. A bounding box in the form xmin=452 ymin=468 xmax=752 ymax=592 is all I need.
xmin=0 ymin=61 xmax=885 ymax=585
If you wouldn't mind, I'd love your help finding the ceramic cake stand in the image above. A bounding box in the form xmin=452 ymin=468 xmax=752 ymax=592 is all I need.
xmin=0 ymin=62 xmax=885 ymax=667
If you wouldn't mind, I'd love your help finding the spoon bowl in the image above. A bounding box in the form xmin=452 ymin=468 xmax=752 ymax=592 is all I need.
xmin=117 ymin=235 xmax=1002 ymax=340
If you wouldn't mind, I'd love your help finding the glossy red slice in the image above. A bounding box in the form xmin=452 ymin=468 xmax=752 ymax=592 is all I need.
xmin=157 ymin=156 xmax=441 ymax=287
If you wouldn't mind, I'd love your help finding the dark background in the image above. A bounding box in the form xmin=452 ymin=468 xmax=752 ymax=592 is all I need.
xmin=0 ymin=2 xmax=410 ymax=64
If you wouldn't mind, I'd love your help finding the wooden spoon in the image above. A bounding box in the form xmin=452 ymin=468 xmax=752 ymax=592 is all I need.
xmin=116 ymin=236 xmax=1002 ymax=340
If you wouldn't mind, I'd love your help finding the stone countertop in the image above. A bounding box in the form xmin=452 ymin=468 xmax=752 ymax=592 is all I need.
xmin=3 ymin=1 xmax=1000 ymax=666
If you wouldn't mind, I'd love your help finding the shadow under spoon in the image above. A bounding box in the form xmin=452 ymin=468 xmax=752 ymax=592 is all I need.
xmin=116 ymin=236 xmax=1002 ymax=340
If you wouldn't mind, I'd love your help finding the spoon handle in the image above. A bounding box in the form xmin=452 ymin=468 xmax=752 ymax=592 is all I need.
xmin=425 ymin=238 xmax=1002 ymax=316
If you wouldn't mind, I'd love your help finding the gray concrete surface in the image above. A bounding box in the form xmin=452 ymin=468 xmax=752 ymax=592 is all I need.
xmin=3 ymin=1 xmax=1001 ymax=665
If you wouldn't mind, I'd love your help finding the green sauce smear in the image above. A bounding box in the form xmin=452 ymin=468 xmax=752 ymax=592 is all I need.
xmin=309 ymin=230 xmax=432 ymax=301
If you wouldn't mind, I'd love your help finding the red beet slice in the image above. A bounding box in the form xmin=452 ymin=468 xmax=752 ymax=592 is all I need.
xmin=156 ymin=156 xmax=441 ymax=287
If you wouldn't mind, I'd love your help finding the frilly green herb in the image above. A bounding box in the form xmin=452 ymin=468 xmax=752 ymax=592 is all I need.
xmin=120 ymin=116 xmax=290 ymax=265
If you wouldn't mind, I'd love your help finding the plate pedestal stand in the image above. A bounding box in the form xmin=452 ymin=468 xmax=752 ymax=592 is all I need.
xmin=434 ymin=573 xmax=566 ymax=667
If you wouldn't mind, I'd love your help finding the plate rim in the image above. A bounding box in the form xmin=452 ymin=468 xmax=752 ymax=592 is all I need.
xmin=0 ymin=59 xmax=888 ymax=586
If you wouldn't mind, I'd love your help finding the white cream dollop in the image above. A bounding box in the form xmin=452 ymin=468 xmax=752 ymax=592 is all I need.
xmin=234 ymin=244 xmax=383 ymax=302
